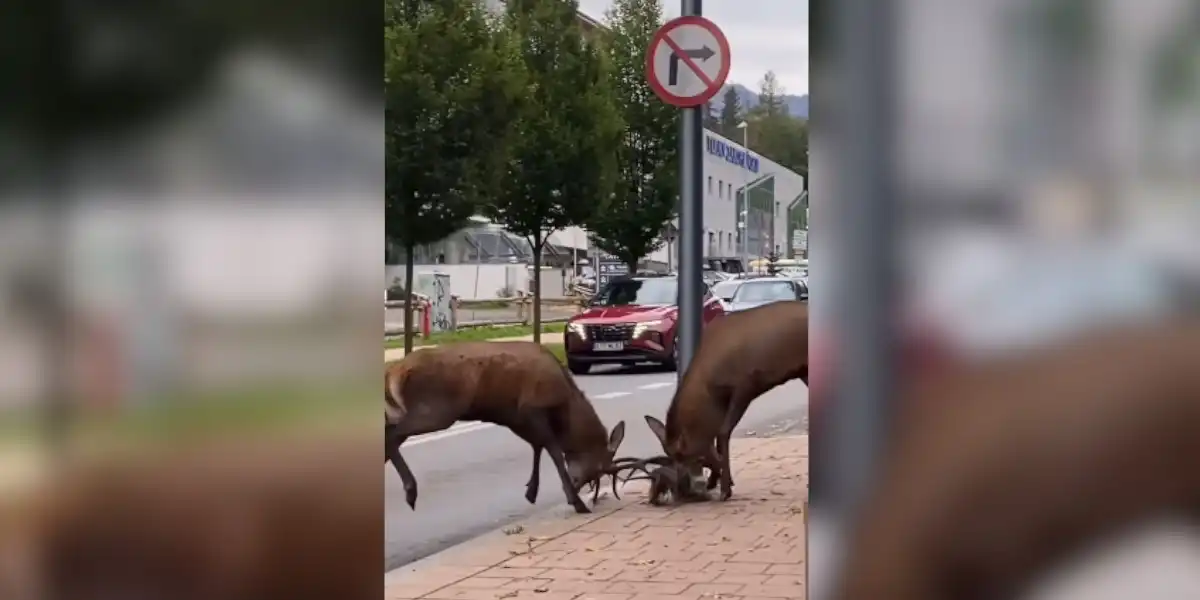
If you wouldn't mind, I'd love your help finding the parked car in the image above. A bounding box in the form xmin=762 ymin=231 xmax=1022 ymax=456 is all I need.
xmin=726 ymin=278 xmax=807 ymax=312
xmin=563 ymin=275 xmax=725 ymax=374
xmin=710 ymin=279 xmax=745 ymax=308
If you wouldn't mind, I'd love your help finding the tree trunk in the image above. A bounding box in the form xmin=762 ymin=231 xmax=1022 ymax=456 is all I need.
xmin=625 ymin=256 xmax=638 ymax=275
xmin=532 ymin=235 xmax=543 ymax=344
xmin=403 ymin=243 xmax=416 ymax=354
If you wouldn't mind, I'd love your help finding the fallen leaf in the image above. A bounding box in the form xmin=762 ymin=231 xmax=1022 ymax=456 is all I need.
xmin=503 ymin=525 xmax=525 ymax=535
xmin=533 ymin=586 xmax=549 ymax=593
xmin=497 ymin=592 xmax=518 ymax=599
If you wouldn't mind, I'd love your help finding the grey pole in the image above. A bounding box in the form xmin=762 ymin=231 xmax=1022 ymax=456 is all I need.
xmin=829 ymin=0 xmax=898 ymax=518
xmin=676 ymin=0 xmax=704 ymax=377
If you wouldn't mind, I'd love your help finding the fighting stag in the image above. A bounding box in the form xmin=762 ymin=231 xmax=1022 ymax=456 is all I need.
xmin=624 ymin=301 xmax=809 ymax=504
xmin=385 ymin=342 xmax=644 ymax=513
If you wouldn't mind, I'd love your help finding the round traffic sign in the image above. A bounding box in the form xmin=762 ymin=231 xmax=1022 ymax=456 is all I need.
xmin=645 ymin=16 xmax=731 ymax=108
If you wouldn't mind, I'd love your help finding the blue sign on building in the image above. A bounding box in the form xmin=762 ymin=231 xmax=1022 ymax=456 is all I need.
xmin=705 ymin=135 xmax=760 ymax=173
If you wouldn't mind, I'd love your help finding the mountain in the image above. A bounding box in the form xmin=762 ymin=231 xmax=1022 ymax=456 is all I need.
xmin=713 ymin=83 xmax=808 ymax=119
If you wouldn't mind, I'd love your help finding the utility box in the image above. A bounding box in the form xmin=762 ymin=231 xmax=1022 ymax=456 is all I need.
xmin=414 ymin=272 xmax=453 ymax=332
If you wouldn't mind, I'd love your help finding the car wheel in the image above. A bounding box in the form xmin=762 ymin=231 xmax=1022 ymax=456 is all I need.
xmin=663 ymin=333 xmax=679 ymax=372
xmin=567 ymin=360 xmax=590 ymax=375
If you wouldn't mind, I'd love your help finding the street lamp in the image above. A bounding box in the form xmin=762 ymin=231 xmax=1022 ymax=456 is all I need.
xmin=736 ymin=120 xmax=750 ymax=271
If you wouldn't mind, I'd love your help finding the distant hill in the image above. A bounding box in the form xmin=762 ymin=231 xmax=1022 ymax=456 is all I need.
xmin=713 ymin=83 xmax=808 ymax=119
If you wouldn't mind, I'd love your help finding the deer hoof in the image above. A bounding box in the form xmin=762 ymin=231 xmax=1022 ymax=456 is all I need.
xmin=719 ymin=485 xmax=732 ymax=502
xmin=525 ymin=486 xmax=538 ymax=505
xmin=405 ymin=487 xmax=418 ymax=510
xmin=571 ymin=501 xmax=592 ymax=514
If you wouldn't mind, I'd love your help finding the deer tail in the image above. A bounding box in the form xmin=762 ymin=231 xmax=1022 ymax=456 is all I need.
xmin=385 ymin=367 xmax=407 ymax=424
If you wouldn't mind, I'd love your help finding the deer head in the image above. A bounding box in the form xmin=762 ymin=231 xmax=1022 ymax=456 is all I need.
xmin=565 ymin=421 xmax=629 ymax=499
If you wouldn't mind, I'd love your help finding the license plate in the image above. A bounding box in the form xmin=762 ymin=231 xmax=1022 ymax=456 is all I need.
xmin=593 ymin=342 xmax=624 ymax=351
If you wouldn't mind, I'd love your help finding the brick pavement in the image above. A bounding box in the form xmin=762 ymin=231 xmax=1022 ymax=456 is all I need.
xmin=386 ymin=434 xmax=808 ymax=600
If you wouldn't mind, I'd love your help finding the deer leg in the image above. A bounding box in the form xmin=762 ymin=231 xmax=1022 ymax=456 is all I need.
xmin=525 ymin=446 xmax=543 ymax=504
xmin=505 ymin=423 xmax=544 ymax=504
xmin=526 ymin=410 xmax=591 ymax=514
xmin=706 ymin=449 xmax=722 ymax=490
xmin=386 ymin=403 xmax=460 ymax=510
xmin=385 ymin=424 xmax=419 ymax=509
xmin=717 ymin=396 xmax=754 ymax=501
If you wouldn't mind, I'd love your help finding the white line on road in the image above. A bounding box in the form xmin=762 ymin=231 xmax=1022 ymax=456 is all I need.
xmin=591 ymin=391 xmax=632 ymax=400
xmin=637 ymin=382 xmax=675 ymax=390
xmin=404 ymin=421 xmax=493 ymax=446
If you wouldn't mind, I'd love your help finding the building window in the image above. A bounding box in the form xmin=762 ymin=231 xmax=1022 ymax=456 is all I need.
xmin=776 ymin=201 xmax=780 ymax=215
xmin=727 ymin=183 xmax=733 ymax=199
xmin=718 ymin=180 xmax=723 ymax=198
xmin=708 ymin=176 xmax=713 ymax=194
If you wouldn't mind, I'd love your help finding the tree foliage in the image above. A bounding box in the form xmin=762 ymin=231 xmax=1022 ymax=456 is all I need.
xmin=717 ymin=86 xmax=744 ymax=139
xmin=584 ymin=0 xmax=679 ymax=274
xmin=486 ymin=0 xmax=622 ymax=340
xmin=385 ymin=0 xmax=526 ymax=350
xmin=746 ymin=70 xmax=808 ymax=181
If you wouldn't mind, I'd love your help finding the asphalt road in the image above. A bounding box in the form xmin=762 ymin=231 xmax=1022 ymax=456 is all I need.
xmin=384 ymin=365 xmax=808 ymax=571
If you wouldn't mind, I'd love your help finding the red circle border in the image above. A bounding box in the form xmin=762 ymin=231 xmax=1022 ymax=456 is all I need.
xmin=644 ymin=16 xmax=732 ymax=108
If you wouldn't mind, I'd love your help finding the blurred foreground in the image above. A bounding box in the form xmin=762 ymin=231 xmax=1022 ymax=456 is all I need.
xmin=813 ymin=0 xmax=1200 ymax=598
xmin=0 ymin=1 xmax=381 ymax=598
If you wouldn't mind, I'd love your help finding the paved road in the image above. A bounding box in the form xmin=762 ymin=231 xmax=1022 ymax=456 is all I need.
xmin=384 ymin=365 xmax=808 ymax=570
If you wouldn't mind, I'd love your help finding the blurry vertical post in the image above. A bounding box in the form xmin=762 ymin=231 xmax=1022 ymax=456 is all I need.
xmin=826 ymin=0 xmax=898 ymax=517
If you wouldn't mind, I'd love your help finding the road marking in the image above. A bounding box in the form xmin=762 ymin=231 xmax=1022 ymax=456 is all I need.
xmin=404 ymin=421 xmax=493 ymax=446
xmin=638 ymin=382 xmax=675 ymax=390
xmin=591 ymin=391 xmax=632 ymax=400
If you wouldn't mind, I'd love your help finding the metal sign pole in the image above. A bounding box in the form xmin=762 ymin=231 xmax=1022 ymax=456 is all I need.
xmin=676 ymin=0 xmax=705 ymax=377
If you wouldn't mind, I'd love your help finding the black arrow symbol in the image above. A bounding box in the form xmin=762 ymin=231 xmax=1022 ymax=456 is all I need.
xmin=667 ymin=45 xmax=715 ymax=85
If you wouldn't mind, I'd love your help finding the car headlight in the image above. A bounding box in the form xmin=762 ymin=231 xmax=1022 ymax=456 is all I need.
xmin=632 ymin=320 xmax=663 ymax=338
xmin=568 ymin=322 xmax=587 ymax=339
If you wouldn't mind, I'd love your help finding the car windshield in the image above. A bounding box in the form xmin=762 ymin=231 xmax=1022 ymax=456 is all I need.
xmin=594 ymin=278 xmax=678 ymax=306
xmin=733 ymin=281 xmax=796 ymax=302
xmin=711 ymin=281 xmax=742 ymax=300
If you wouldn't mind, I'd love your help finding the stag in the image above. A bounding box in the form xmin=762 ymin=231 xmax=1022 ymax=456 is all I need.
xmin=627 ymin=300 xmax=808 ymax=504
xmin=834 ymin=320 xmax=1200 ymax=600
xmin=385 ymin=342 xmax=641 ymax=513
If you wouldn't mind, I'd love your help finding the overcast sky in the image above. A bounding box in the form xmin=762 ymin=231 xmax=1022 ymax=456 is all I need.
xmin=576 ymin=0 xmax=809 ymax=95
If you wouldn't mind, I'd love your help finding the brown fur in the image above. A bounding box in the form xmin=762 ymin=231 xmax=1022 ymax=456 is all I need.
xmin=835 ymin=320 xmax=1200 ymax=600
xmin=385 ymin=342 xmax=626 ymax=513
xmin=1 ymin=435 xmax=379 ymax=600
xmin=644 ymin=301 xmax=808 ymax=502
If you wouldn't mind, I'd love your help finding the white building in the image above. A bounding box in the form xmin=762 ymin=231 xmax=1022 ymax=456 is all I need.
xmin=653 ymin=129 xmax=807 ymax=267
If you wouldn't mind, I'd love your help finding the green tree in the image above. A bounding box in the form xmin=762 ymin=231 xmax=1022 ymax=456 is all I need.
xmin=746 ymin=71 xmax=808 ymax=180
xmin=385 ymin=0 xmax=526 ymax=353
xmin=753 ymin=70 xmax=789 ymax=118
xmin=717 ymin=85 xmax=744 ymax=138
xmin=488 ymin=0 xmax=621 ymax=342
xmin=703 ymin=100 xmax=721 ymax=130
xmin=584 ymin=0 xmax=679 ymax=275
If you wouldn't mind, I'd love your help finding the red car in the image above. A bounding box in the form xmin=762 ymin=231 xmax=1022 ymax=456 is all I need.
xmin=564 ymin=275 xmax=726 ymax=374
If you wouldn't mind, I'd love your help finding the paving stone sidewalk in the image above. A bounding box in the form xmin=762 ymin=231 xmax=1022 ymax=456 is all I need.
xmin=386 ymin=434 xmax=808 ymax=600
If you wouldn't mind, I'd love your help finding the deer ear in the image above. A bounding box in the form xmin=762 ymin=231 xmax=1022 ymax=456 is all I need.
xmin=607 ymin=421 xmax=626 ymax=454
xmin=644 ymin=415 xmax=668 ymax=449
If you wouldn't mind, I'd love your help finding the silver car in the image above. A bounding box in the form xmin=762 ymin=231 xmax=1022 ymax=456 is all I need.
xmin=726 ymin=278 xmax=806 ymax=312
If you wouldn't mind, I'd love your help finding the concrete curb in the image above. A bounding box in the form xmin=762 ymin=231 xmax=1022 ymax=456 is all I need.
xmin=383 ymin=335 xmax=559 ymax=362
